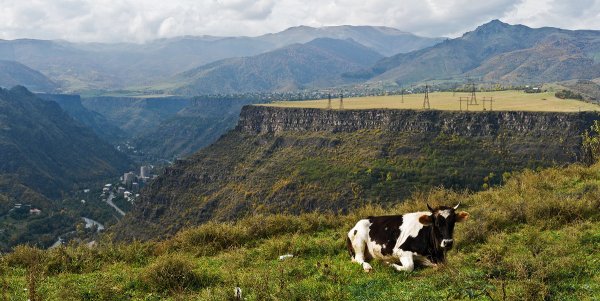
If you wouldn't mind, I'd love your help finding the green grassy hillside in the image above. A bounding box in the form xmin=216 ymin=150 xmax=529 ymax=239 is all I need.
xmin=112 ymin=107 xmax=597 ymax=241
xmin=2 ymin=163 xmax=599 ymax=300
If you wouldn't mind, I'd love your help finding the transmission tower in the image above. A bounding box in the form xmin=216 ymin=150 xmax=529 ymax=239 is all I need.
xmin=423 ymin=84 xmax=430 ymax=109
xmin=400 ymin=84 xmax=404 ymax=103
xmin=327 ymin=92 xmax=332 ymax=110
xmin=339 ymin=92 xmax=344 ymax=110
xmin=469 ymin=82 xmax=478 ymax=105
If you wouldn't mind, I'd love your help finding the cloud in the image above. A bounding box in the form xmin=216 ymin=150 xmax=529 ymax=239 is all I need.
xmin=0 ymin=0 xmax=597 ymax=43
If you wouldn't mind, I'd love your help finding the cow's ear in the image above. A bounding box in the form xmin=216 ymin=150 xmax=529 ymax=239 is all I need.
xmin=456 ymin=211 xmax=469 ymax=222
xmin=418 ymin=214 xmax=433 ymax=225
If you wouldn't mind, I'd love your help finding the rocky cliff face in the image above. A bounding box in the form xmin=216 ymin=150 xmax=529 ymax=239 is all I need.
xmin=113 ymin=106 xmax=600 ymax=241
xmin=238 ymin=105 xmax=598 ymax=137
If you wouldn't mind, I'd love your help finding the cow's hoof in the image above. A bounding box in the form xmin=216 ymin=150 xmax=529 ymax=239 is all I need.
xmin=362 ymin=262 xmax=373 ymax=272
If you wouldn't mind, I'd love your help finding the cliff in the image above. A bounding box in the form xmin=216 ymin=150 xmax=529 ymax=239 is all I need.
xmin=112 ymin=106 xmax=600 ymax=241
xmin=238 ymin=105 xmax=598 ymax=137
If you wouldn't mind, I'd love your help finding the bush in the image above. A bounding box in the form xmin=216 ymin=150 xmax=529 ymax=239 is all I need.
xmin=5 ymin=245 xmax=46 ymax=301
xmin=582 ymin=120 xmax=600 ymax=165
xmin=555 ymin=89 xmax=583 ymax=100
xmin=141 ymin=254 xmax=221 ymax=293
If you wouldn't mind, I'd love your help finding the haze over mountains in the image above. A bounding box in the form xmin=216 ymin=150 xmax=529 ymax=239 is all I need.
xmin=169 ymin=38 xmax=384 ymax=95
xmin=0 ymin=25 xmax=442 ymax=93
xmin=2 ymin=21 xmax=600 ymax=97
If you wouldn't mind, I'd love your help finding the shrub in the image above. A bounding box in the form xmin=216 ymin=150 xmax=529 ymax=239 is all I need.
xmin=141 ymin=254 xmax=221 ymax=294
xmin=555 ymin=89 xmax=583 ymax=100
xmin=582 ymin=120 xmax=600 ymax=165
xmin=5 ymin=245 xmax=46 ymax=301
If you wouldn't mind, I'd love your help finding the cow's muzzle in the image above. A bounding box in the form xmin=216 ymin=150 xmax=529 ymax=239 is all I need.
xmin=441 ymin=239 xmax=454 ymax=249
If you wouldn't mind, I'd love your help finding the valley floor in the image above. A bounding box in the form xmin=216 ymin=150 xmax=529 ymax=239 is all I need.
xmin=2 ymin=163 xmax=599 ymax=300
xmin=265 ymin=90 xmax=600 ymax=112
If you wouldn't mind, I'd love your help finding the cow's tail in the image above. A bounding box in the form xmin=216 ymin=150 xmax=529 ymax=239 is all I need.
xmin=346 ymin=236 xmax=355 ymax=259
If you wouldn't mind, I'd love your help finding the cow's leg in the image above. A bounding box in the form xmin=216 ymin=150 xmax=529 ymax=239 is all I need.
xmin=348 ymin=223 xmax=372 ymax=272
xmin=351 ymin=240 xmax=372 ymax=272
xmin=390 ymin=251 xmax=414 ymax=272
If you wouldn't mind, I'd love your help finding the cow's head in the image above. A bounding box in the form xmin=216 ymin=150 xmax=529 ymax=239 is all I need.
xmin=418 ymin=203 xmax=469 ymax=250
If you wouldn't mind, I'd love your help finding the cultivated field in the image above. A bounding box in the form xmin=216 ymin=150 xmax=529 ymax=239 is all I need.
xmin=265 ymin=90 xmax=600 ymax=112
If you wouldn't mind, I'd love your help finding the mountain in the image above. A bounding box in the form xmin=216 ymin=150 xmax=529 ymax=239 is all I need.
xmin=256 ymin=25 xmax=443 ymax=56
xmin=113 ymin=106 xmax=597 ymax=241
xmin=357 ymin=20 xmax=600 ymax=85
xmin=37 ymin=93 xmax=127 ymax=142
xmin=0 ymin=86 xmax=133 ymax=249
xmin=0 ymin=60 xmax=57 ymax=92
xmin=0 ymin=86 xmax=132 ymax=200
xmin=0 ymin=26 xmax=440 ymax=92
xmin=170 ymin=38 xmax=384 ymax=95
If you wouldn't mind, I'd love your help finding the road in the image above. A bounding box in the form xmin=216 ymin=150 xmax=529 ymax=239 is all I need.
xmin=82 ymin=217 xmax=105 ymax=231
xmin=106 ymin=192 xmax=126 ymax=216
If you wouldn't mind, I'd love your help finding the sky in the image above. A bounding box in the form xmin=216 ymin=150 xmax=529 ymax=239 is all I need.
xmin=0 ymin=0 xmax=598 ymax=43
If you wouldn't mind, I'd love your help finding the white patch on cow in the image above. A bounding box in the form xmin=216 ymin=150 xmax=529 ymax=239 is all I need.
xmin=347 ymin=219 xmax=374 ymax=271
xmin=390 ymin=251 xmax=415 ymax=272
xmin=441 ymin=239 xmax=454 ymax=248
xmin=395 ymin=211 xmax=429 ymax=248
xmin=439 ymin=209 xmax=451 ymax=218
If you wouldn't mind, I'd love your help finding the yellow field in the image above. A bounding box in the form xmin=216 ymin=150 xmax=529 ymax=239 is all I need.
xmin=264 ymin=91 xmax=600 ymax=112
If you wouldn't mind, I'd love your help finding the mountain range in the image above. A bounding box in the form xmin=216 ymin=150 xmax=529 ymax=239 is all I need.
xmin=3 ymin=21 xmax=600 ymax=95
xmin=357 ymin=20 xmax=600 ymax=85
xmin=169 ymin=38 xmax=383 ymax=95
xmin=0 ymin=26 xmax=442 ymax=93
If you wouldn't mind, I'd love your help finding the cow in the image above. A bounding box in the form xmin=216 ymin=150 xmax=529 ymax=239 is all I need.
xmin=346 ymin=203 xmax=469 ymax=272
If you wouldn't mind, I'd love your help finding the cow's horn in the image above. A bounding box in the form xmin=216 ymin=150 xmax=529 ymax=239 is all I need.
xmin=453 ymin=202 xmax=460 ymax=210
xmin=427 ymin=203 xmax=435 ymax=212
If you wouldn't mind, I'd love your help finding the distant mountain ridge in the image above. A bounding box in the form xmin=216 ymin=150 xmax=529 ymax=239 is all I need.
xmin=357 ymin=20 xmax=600 ymax=84
xmin=0 ymin=26 xmax=441 ymax=92
xmin=170 ymin=38 xmax=384 ymax=95
xmin=257 ymin=25 xmax=443 ymax=56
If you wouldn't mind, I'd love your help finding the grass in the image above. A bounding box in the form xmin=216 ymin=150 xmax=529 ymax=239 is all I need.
xmin=264 ymin=90 xmax=600 ymax=112
xmin=2 ymin=162 xmax=600 ymax=300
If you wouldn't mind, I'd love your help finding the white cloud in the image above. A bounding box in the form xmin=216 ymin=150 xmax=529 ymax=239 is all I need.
xmin=0 ymin=0 xmax=597 ymax=43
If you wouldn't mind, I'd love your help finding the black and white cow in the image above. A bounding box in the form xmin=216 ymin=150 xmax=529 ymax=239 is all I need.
xmin=346 ymin=204 xmax=469 ymax=272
